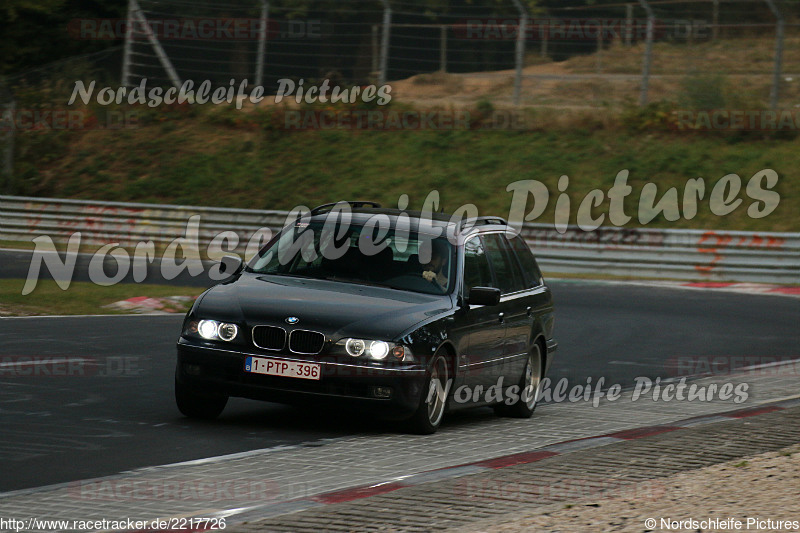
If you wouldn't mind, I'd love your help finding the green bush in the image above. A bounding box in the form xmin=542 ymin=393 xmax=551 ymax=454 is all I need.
xmin=620 ymin=100 xmax=678 ymax=132
xmin=679 ymin=73 xmax=727 ymax=109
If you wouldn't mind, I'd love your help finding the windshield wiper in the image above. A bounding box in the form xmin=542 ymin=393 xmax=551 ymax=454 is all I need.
xmin=325 ymin=278 xmax=419 ymax=292
xmin=255 ymin=271 xmax=324 ymax=280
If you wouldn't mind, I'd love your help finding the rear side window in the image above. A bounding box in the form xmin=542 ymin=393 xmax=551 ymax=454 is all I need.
xmin=508 ymin=234 xmax=544 ymax=288
xmin=483 ymin=233 xmax=526 ymax=294
xmin=463 ymin=236 xmax=493 ymax=296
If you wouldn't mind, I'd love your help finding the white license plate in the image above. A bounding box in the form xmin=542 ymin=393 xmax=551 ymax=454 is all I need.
xmin=245 ymin=356 xmax=321 ymax=380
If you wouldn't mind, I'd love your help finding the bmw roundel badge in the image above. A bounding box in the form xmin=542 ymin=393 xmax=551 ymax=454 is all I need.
xmin=285 ymin=316 xmax=300 ymax=325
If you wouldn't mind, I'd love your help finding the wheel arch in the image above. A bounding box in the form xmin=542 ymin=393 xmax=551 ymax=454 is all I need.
xmin=532 ymin=333 xmax=547 ymax=377
xmin=435 ymin=340 xmax=459 ymax=379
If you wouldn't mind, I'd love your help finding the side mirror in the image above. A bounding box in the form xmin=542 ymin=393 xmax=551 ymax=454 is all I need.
xmin=219 ymin=255 xmax=244 ymax=277
xmin=466 ymin=286 xmax=501 ymax=307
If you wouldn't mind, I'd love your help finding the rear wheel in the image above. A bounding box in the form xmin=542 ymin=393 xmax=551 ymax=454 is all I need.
xmin=407 ymin=352 xmax=450 ymax=434
xmin=175 ymin=377 xmax=228 ymax=420
xmin=494 ymin=342 xmax=542 ymax=418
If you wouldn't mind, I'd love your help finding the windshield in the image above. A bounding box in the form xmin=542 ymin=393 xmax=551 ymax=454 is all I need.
xmin=248 ymin=219 xmax=455 ymax=295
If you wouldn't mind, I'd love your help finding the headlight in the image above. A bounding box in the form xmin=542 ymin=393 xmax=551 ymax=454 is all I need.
xmin=368 ymin=341 xmax=390 ymax=360
xmin=337 ymin=338 xmax=413 ymax=361
xmin=198 ymin=320 xmax=219 ymax=340
xmin=345 ymin=338 xmax=366 ymax=357
xmin=218 ymin=323 xmax=239 ymax=341
xmin=191 ymin=319 xmax=239 ymax=342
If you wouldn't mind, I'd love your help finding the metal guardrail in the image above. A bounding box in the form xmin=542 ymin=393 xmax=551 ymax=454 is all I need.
xmin=1 ymin=195 xmax=798 ymax=284
xmin=519 ymin=225 xmax=800 ymax=284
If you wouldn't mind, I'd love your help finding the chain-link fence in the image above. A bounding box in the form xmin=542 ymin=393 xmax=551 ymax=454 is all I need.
xmin=524 ymin=0 xmax=797 ymax=110
xmin=0 ymin=80 xmax=14 ymax=193
xmin=1 ymin=0 xmax=797 ymax=186
xmin=5 ymin=0 xmax=795 ymax=110
xmin=120 ymin=0 xmax=529 ymax=92
xmin=115 ymin=0 xmax=797 ymax=109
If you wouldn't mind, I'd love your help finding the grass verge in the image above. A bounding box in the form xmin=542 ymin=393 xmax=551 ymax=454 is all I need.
xmin=10 ymin=120 xmax=800 ymax=232
xmin=7 ymin=36 xmax=800 ymax=232
xmin=0 ymin=279 xmax=204 ymax=317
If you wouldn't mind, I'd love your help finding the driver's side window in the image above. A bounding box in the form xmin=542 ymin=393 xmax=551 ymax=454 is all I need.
xmin=463 ymin=236 xmax=493 ymax=296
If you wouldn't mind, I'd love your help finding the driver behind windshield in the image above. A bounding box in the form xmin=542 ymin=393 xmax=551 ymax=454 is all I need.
xmin=421 ymin=238 xmax=450 ymax=291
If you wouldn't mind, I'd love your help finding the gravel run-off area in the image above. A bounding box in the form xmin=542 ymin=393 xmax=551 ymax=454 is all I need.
xmin=457 ymin=444 xmax=800 ymax=533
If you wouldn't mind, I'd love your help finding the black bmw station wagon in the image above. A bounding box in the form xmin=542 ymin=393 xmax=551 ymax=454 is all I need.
xmin=176 ymin=202 xmax=557 ymax=433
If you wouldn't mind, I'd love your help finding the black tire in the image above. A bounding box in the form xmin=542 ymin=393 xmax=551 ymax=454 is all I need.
xmin=494 ymin=342 xmax=542 ymax=418
xmin=175 ymin=377 xmax=228 ymax=420
xmin=407 ymin=352 xmax=450 ymax=434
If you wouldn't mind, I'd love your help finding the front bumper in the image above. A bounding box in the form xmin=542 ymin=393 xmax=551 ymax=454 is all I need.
xmin=176 ymin=340 xmax=428 ymax=419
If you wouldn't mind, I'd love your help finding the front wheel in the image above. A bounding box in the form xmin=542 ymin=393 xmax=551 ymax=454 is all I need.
xmin=495 ymin=343 xmax=542 ymax=418
xmin=175 ymin=377 xmax=228 ymax=420
xmin=407 ymin=352 xmax=450 ymax=434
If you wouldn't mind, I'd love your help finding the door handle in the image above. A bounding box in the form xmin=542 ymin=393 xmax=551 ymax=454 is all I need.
xmin=497 ymin=312 xmax=505 ymax=323
xmin=526 ymin=306 xmax=532 ymax=317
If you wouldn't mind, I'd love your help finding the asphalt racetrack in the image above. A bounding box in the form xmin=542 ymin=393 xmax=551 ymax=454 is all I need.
xmin=1 ymin=279 xmax=798 ymax=493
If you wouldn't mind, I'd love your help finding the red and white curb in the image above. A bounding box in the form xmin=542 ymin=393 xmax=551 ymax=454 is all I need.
xmin=681 ymin=282 xmax=800 ymax=297
xmin=137 ymin=396 xmax=800 ymax=531
xmin=305 ymin=399 xmax=800 ymax=505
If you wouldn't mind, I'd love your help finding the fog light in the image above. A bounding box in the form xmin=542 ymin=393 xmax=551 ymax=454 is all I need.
xmin=184 ymin=364 xmax=202 ymax=376
xmin=373 ymin=386 xmax=392 ymax=399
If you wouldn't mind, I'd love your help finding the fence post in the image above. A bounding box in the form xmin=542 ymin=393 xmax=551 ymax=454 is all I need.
xmin=130 ymin=0 xmax=183 ymax=89
xmin=1 ymin=97 xmax=13 ymax=192
xmin=764 ymin=0 xmax=784 ymax=110
xmin=372 ymin=25 xmax=379 ymax=78
xmin=379 ymin=0 xmax=392 ymax=86
xmin=510 ymin=0 xmax=528 ymax=106
xmin=540 ymin=31 xmax=548 ymax=58
xmin=255 ymin=0 xmax=269 ymax=88
xmin=637 ymin=0 xmax=654 ymax=106
xmin=712 ymin=0 xmax=719 ymax=41
xmin=625 ymin=4 xmax=633 ymax=46
xmin=121 ymin=0 xmax=134 ymax=86
xmin=596 ymin=31 xmax=603 ymax=74
xmin=439 ymin=25 xmax=447 ymax=72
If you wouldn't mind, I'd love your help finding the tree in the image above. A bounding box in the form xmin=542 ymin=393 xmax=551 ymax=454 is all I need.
xmin=1 ymin=0 xmax=126 ymax=75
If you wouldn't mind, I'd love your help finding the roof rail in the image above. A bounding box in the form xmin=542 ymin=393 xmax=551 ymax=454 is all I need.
xmin=310 ymin=201 xmax=382 ymax=216
xmin=459 ymin=216 xmax=507 ymax=230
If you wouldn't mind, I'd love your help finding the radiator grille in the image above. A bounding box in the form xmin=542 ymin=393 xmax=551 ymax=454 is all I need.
xmin=289 ymin=330 xmax=325 ymax=354
xmin=252 ymin=326 xmax=286 ymax=351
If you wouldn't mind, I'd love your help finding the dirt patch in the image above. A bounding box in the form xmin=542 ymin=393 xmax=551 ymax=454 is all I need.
xmin=386 ymin=36 xmax=798 ymax=109
xmin=458 ymin=444 xmax=800 ymax=532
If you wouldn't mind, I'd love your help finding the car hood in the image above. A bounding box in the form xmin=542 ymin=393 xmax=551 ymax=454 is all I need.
xmin=196 ymin=272 xmax=453 ymax=340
